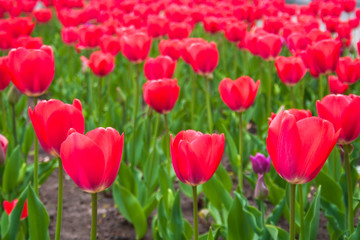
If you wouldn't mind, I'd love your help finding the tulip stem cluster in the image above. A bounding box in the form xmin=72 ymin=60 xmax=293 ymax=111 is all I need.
xmin=289 ymin=184 xmax=296 ymax=240
xmin=33 ymin=97 xmax=39 ymax=195
xmin=343 ymin=145 xmax=354 ymax=234
xmin=298 ymin=185 xmax=305 ymax=240
xmin=192 ymin=186 xmax=199 ymax=240
xmin=97 ymin=77 xmax=103 ymax=124
xmin=0 ymin=93 xmax=7 ymax=136
xmin=55 ymin=157 xmax=64 ymax=240
xmin=91 ymin=192 xmax=98 ymax=240
xmin=148 ymin=114 xmax=160 ymax=188
xmin=204 ymin=77 xmax=213 ymax=133
xmin=238 ymin=112 xmax=243 ymax=191
xmin=164 ymin=114 xmax=170 ymax=175
xmin=318 ymin=74 xmax=324 ymax=100
xmin=191 ymin=73 xmax=196 ymax=128
xmin=131 ymin=64 xmax=141 ymax=169
xmin=11 ymin=103 xmax=17 ymax=145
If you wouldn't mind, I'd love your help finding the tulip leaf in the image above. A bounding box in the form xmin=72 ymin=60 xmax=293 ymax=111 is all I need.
xmin=27 ymin=186 xmax=50 ymax=240
xmin=264 ymin=174 xmax=285 ymax=205
xmin=265 ymin=224 xmax=289 ymax=240
xmin=183 ymin=219 xmax=193 ymax=240
xmin=304 ymin=186 xmax=321 ymax=240
xmin=349 ymin=222 xmax=360 ymax=240
xmin=215 ymin=164 xmax=232 ymax=193
xmin=2 ymin=146 xmax=22 ymax=195
xmin=113 ymin=182 xmax=147 ymax=239
xmin=21 ymin=124 xmax=34 ymax=160
xmin=219 ymin=124 xmax=238 ymax=172
xmin=118 ymin=163 xmax=138 ymax=197
xmin=320 ymin=198 xmax=345 ymax=238
xmin=168 ymin=191 xmax=184 ymax=240
xmin=157 ymin=197 xmax=169 ymax=239
xmin=203 ymin=174 xmax=232 ymax=210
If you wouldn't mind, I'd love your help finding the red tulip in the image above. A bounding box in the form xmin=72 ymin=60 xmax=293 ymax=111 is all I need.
xmin=188 ymin=41 xmax=219 ymax=77
xmin=180 ymin=38 xmax=207 ymax=64
xmin=3 ymin=199 xmax=28 ymax=220
xmin=86 ymin=51 xmax=115 ymax=77
xmin=9 ymin=17 xmax=35 ymax=38
xmin=219 ymin=76 xmax=260 ymax=112
xmin=143 ymin=78 xmax=180 ymax=114
xmin=263 ymin=16 xmax=284 ymax=34
xmin=147 ymin=15 xmax=168 ymax=38
xmin=78 ymin=24 xmax=104 ymax=48
xmin=0 ymin=31 xmax=12 ymax=50
xmin=257 ymin=33 xmax=282 ymax=60
xmin=159 ymin=39 xmax=182 ymax=60
xmin=317 ymin=94 xmax=360 ymax=145
xmin=275 ymin=56 xmax=307 ymax=86
xmin=170 ymin=130 xmax=225 ymax=186
xmin=342 ymin=0 xmax=356 ymax=12
xmin=33 ymin=8 xmax=52 ymax=23
xmin=267 ymin=109 xmax=339 ymax=184
xmin=336 ymin=57 xmax=360 ymax=85
xmin=12 ymin=36 xmax=43 ymax=49
xmin=306 ymin=29 xmax=331 ymax=44
xmin=60 ymin=127 xmax=124 ymax=193
xmin=167 ymin=22 xmax=192 ymax=40
xmin=120 ymin=31 xmax=152 ymax=63
xmin=224 ymin=21 xmax=247 ymax=43
xmin=61 ymin=27 xmax=78 ymax=45
xmin=203 ymin=16 xmax=223 ymax=34
xmin=286 ymin=32 xmax=309 ymax=53
xmin=328 ymin=75 xmax=349 ymax=94
xmin=8 ymin=45 xmax=54 ymax=97
xmin=0 ymin=134 xmax=8 ymax=165
xmin=28 ymin=99 xmax=85 ymax=157
xmin=144 ymin=55 xmax=176 ymax=81
xmin=99 ymin=35 xmax=121 ymax=56
xmin=0 ymin=57 xmax=11 ymax=91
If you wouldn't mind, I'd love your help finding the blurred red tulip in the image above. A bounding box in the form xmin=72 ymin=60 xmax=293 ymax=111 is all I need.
xmin=263 ymin=16 xmax=284 ymax=34
xmin=61 ymin=27 xmax=79 ymax=45
xmin=328 ymin=75 xmax=348 ymax=94
xmin=257 ymin=33 xmax=282 ymax=60
xmin=317 ymin=94 xmax=360 ymax=145
xmin=219 ymin=76 xmax=260 ymax=112
xmin=341 ymin=0 xmax=356 ymax=12
xmin=224 ymin=21 xmax=247 ymax=43
xmin=120 ymin=31 xmax=152 ymax=63
xmin=0 ymin=57 xmax=11 ymax=91
xmin=275 ymin=56 xmax=307 ymax=86
xmin=3 ymin=199 xmax=28 ymax=220
xmin=165 ymin=4 xmax=190 ymax=22
xmin=9 ymin=17 xmax=35 ymax=38
xmin=143 ymin=78 xmax=180 ymax=114
xmin=8 ymin=45 xmax=55 ymax=97
xmin=203 ymin=16 xmax=223 ymax=34
xmin=267 ymin=109 xmax=339 ymax=184
xmin=336 ymin=57 xmax=360 ymax=84
xmin=180 ymin=38 xmax=207 ymax=64
xmin=28 ymin=99 xmax=85 ymax=157
xmin=87 ymin=51 xmax=115 ymax=77
xmin=159 ymin=39 xmax=182 ymax=60
xmin=78 ymin=24 xmax=104 ymax=48
xmin=323 ymin=16 xmax=339 ymax=33
xmin=0 ymin=134 xmax=8 ymax=165
xmin=99 ymin=35 xmax=121 ymax=56
xmin=60 ymin=127 xmax=124 ymax=193
xmin=33 ymin=8 xmax=52 ymax=23
xmin=170 ymin=130 xmax=225 ymax=186
xmin=188 ymin=41 xmax=219 ymax=77
xmin=286 ymin=32 xmax=309 ymax=53
xmin=0 ymin=31 xmax=12 ymax=50
xmin=147 ymin=15 xmax=168 ymax=38
xmin=167 ymin=22 xmax=192 ymax=40
xmin=12 ymin=36 xmax=43 ymax=49
xmin=144 ymin=55 xmax=176 ymax=80
xmin=306 ymin=29 xmax=331 ymax=44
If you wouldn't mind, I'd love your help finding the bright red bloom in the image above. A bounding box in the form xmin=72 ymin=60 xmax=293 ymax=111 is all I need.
xmin=263 ymin=16 xmax=284 ymax=34
xmin=180 ymin=38 xmax=207 ymax=64
xmin=87 ymin=51 xmax=115 ymax=77
xmin=0 ymin=134 xmax=8 ymax=165
xmin=143 ymin=78 xmax=180 ymax=114
xmin=188 ymin=41 xmax=219 ymax=76
xmin=147 ymin=15 xmax=168 ymax=38
xmin=257 ymin=33 xmax=282 ymax=60
xmin=167 ymin=22 xmax=192 ymax=40
xmin=286 ymin=32 xmax=309 ymax=53
xmin=3 ymin=199 xmax=28 ymax=220
xmin=328 ymin=75 xmax=348 ymax=94
xmin=317 ymin=94 xmax=360 ymax=145
xmin=267 ymin=109 xmax=339 ymax=184
xmin=306 ymin=29 xmax=332 ymax=44
xmin=33 ymin=8 xmax=52 ymax=23
xmin=12 ymin=36 xmax=43 ymax=49
xmin=144 ymin=55 xmax=176 ymax=81
xmin=335 ymin=57 xmax=360 ymax=84
xmin=28 ymin=99 xmax=85 ymax=157
xmin=78 ymin=24 xmax=104 ymax=48
xmin=203 ymin=16 xmax=223 ymax=34
xmin=60 ymin=127 xmax=124 ymax=193
xmin=61 ymin=27 xmax=78 ymax=45
xmin=342 ymin=0 xmax=356 ymax=12
xmin=275 ymin=56 xmax=307 ymax=86
xmin=170 ymin=130 xmax=225 ymax=186
xmin=323 ymin=16 xmax=339 ymax=33
xmin=120 ymin=31 xmax=152 ymax=63
xmin=9 ymin=17 xmax=35 ymax=38
xmin=8 ymin=45 xmax=54 ymax=97
xmin=219 ymin=76 xmax=260 ymax=112
xmin=0 ymin=31 xmax=12 ymax=50
xmin=99 ymin=35 xmax=121 ymax=56
xmin=0 ymin=57 xmax=11 ymax=91
xmin=159 ymin=39 xmax=182 ymax=60
xmin=224 ymin=21 xmax=247 ymax=43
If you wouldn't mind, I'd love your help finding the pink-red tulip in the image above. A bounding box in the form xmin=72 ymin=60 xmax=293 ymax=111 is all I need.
xmin=28 ymin=99 xmax=85 ymax=157
xmin=33 ymin=8 xmax=52 ymax=23
xmin=170 ymin=130 xmax=225 ymax=186
xmin=257 ymin=33 xmax=282 ymax=60
xmin=143 ymin=78 xmax=180 ymax=114
xmin=219 ymin=76 xmax=260 ymax=112
xmin=120 ymin=31 xmax=152 ymax=63
xmin=87 ymin=51 xmax=115 ymax=77
xmin=144 ymin=55 xmax=176 ymax=81
xmin=224 ymin=21 xmax=247 ymax=43
xmin=328 ymin=75 xmax=349 ymax=94
xmin=147 ymin=15 xmax=168 ymax=38
xmin=275 ymin=56 xmax=307 ymax=86
xmin=267 ymin=109 xmax=339 ymax=184
xmin=60 ymin=127 xmax=124 ymax=193
xmin=335 ymin=57 xmax=360 ymax=84
xmin=8 ymin=45 xmax=54 ymax=97
xmin=78 ymin=24 xmax=104 ymax=48
xmin=61 ymin=27 xmax=79 ymax=45
xmin=99 ymin=35 xmax=121 ymax=56
xmin=3 ymin=199 xmax=28 ymax=220
xmin=0 ymin=57 xmax=11 ymax=91
xmin=167 ymin=22 xmax=192 ymax=40
xmin=317 ymin=94 xmax=360 ymax=145
xmin=188 ymin=41 xmax=219 ymax=77
xmin=159 ymin=39 xmax=182 ymax=60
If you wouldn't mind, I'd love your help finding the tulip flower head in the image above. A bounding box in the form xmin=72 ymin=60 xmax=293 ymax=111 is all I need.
xmin=257 ymin=33 xmax=282 ymax=61
xmin=144 ymin=55 xmax=176 ymax=81
xmin=120 ymin=31 xmax=152 ymax=63
xmin=170 ymin=130 xmax=225 ymax=186
xmin=88 ymin=51 xmax=115 ymax=77
xmin=335 ymin=57 xmax=360 ymax=85
xmin=328 ymin=75 xmax=348 ymax=94
xmin=267 ymin=109 xmax=339 ymax=184
xmin=3 ymin=199 xmax=28 ymax=220
xmin=0 ymin=57 xmax=11 ymax=91
xmin=275 ymin=56 xmax=307 ymax=87
xmin=187 ymin=41 xmax=219 ymax=77
xmin=250 ymin=153 xmax=271 ymax=175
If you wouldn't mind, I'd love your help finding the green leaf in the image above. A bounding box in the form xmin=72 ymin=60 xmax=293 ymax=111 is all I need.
xmin=168 ymin=191 xmax=183 ymax=240
xmin=203 ymin=175 xmax=232 ymax=210
xmin=349 ymin=222 xmax=360 ymax=240
xmin=304 ymin=186 xmax=321 ymax=240
xmin=265 ymin=224 xmax=289 ymax=240
xmin=215 ymin=164 xmax=232 ymax=193
xmin=21 ymin=124 xmax=34 ymax=160
xmin=27 ymin=186 xmax=50 ymax=240
xmin=2 ymin=146 xmax=22 ymax=195
xmin=113 ymin=182 xmax=147 ymax=239
xmin=118 ymin=163 xmax=138 ymax=197
xmin=207 ymin=227 xmax=214 ymax=240
xmin=1 ymin=211 xmax=9 ymax=237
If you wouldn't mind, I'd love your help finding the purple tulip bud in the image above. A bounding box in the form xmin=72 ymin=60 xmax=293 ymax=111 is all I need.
xmin=254 ymin=174 xmax=269 ymax=200
xmin=250 ymin=153 xmax=271 ymax=175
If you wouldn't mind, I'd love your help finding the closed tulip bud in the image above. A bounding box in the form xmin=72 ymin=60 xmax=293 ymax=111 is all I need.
xmin=203 ymin=16 xmax=223 ymax=34
xmin=0 ymin=134 xmax=8 ymax=165
xmin=88 ymin=51 xmax=115 ymax=77
xmin=224 ymin=21 xmax=247 ymax=43
xmin=170 ymin=130 xmax=225 ymax=186
xmin=335 ymin=57 xmax=360 ymax=84
xmin=28 ymin=99 xmax=85 ymax=157
xmin=120 ymin=32 xmax=152 ymax=63
xmin=254 ymin=174 xmax=269 ymax=200
xmin=8 ymin=45 xmax=54 ymax=97
xmin=147 ymin=15 xmax=168 ymax=38
xmin=267 ymin=109 xmax=339 ymax=184
xmin=275 ymin=56 xmax=307 ymax=86
xmin=257 ymin=33 xmax=282 ymax=61
xmin=78 ymin=25 xmax=104 ymax=48
xmin=143 ymin=78 xmax=180 ymax=114
xmin=317 ymin=94 xmax=360 ymax=145
xmin=99 ymin=35 xmax=121 ymax=56
xmin=60 ymin=127 xmax=124 ymax=193
xmin=286 ymin=32 xmax=309 ymax=53
xmin=328 ymin=75 xmax=348 ymax=94
xmin=7 ymin=85 xmax=21 ymax=105
xmin=307 ymin=29 xmax=332 ymax=44
xmin=250 ymin=153 xmax=271 ymax=175
xmin=188 ymin=41 xmax=219 ymax=77
xmin=0 ymin=57 xmax=11 ymax=91
xmin=168 ymin=22 xmax=192 ymax=40
xmin=219 ymin=76 xmax=260 ymax=112
xmin=144 ymin=55 xmax=176 ymax=81
xmin=3 ymin=199 xmax=28 ymax=220
xmin=61 ymin=27 xmax=79 ymax=45
xmin=159 ymin=39 xmax=182 ymax=61
xmin=33 ymin=8 xmax=52 ymax=23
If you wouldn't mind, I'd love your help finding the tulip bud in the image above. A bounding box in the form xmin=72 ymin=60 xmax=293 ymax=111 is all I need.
xmin=7 ymin=84 xmax=21 ymax=105
xmin=250 ymin=153 xmax=271 ymax=175
xmin=254 ymin=174 xmax=269 ymax=200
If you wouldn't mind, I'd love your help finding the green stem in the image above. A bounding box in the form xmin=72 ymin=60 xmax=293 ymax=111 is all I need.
xmin=290 ymin=87 xmax=296 ymax=108
xmin=91 ymin=193 xmax=98 ymax=240
xmin=298 ymin=185 xmax=305 ymax=240
xmin=164 ymin=114 xmax=170 ymax=175
xmin=319 ymin=74 xmax=324 ymax=100
xmin=260 ymin=201 xmax=266 ymax=231
xmin=192 ymin=186 xmax=198 ymax=240
xmin=11 ymin=103 xmax=17 ymax=145
xmin=55 ymin=158 xmax=64 ymax=240
xmin=0 ymin=92 xmax=7 ymax=134
xmin=267 ymin=61 xmax=273 ymax=114
xmin=131 ymin=64 xmax=141 ymax=169
xmin=344 ymin=144 xmax=354 ymax=234
xmin=238 ymin=112 xmax=243 ymax=191
xmin=233 ymin=44 xmax=238 ymax=78
xmin=148 ymin=114 xmax=160 ymax=188
xmin=191 ymin=73 xmax=196 ymax=128
xmin=33 ymin=97 xmax=39 ymax=195
xmin=204 ymin=77 xmax=213 ymax=133
xmin=290 ymin=184 xmax=296 ymax=240
xmin=97 ymin=77 xmax=103 ymax=125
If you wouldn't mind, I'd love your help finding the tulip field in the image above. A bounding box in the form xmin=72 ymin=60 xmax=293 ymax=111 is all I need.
xmin=3 ymin=0 xmax=360 ymax=239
